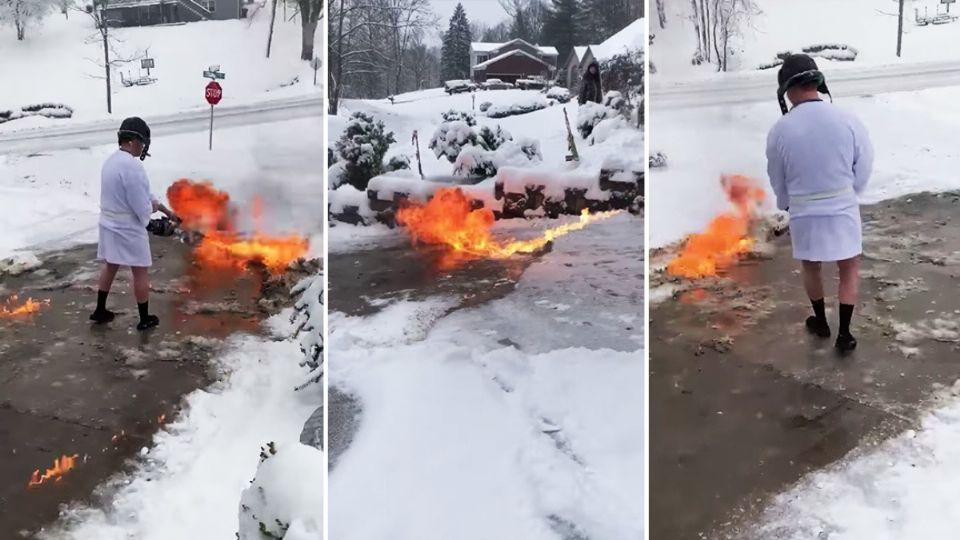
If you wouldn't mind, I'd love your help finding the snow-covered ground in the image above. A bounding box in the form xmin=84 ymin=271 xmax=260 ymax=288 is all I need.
xmin=653 ymin=0 xmax=960 ymax=79
xmin=40 ymin=324 xmax=323 ymax=540
xmin=329 ymin=213 xmax=644 ymax=539
xmin=0 ymin=117 xmax=324 ymax=260
xmin=0 ymin=8 xmax=321 ymax=131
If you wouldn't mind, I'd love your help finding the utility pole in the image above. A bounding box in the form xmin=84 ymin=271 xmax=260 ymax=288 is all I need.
xmin=897 ymin=0 xmax=905 ymax=58
xmin=100 ymin=2 xmax=112 ymax=113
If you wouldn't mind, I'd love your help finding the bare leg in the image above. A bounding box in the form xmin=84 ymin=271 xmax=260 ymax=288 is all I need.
xmin=837 ymin=256 xmax=860 ymax=305
xmin=801 ymin=260 xmax=824 ymax=300
xmin=98 ymin=263 xmax=120 ymax=292
xmin=131 ymin=266 xmax=150 ymax=304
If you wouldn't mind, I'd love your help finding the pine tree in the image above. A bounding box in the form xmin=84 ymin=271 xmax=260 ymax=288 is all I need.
xmin=542 ymin=0 xmax=580 ymax=65
xmin=440 ymin=3 xmax=473 ymax=81
xmin=580 ymin=0 xmax=629 ymax=41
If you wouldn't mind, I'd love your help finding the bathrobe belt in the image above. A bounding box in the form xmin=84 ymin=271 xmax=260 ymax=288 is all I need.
xmin=789 ymin=185 xmax=855 ymax=205
xmin=101 ymin=208 xmax=141 ymax=224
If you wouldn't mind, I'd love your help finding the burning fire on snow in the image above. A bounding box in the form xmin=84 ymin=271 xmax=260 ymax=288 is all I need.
xmin=667 ymin=175 xmax=766 ymax=279
xmin=28 ymin=454 xmax=79 ymax=488
xmin=396 ymin=187 xmax=621 ymax=260
xmin=166 ymin=179 xmax=308 ymax=273
xmin=0 ymin=295 xmax=49 ymax=319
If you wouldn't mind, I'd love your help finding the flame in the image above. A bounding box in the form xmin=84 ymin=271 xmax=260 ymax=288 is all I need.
xmin=166 ymin=179 xmax=308 ymax=273
xmin=28 ymin=454 xmax=79 ymax=488
xmin=195 ymin=231 xmax=308 ymax=273
xmin=396 ymin=188 xmax=620 ymax=260
xmin=0 ymin=295 xmax=49 ymax=318
xmin=166 ymin=179 xmax=234 ymax=231
xmin=667 ymin=175 xmax=766 ymax=279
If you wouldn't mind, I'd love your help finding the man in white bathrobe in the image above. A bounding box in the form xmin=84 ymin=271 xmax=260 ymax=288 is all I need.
xmin=90 ymin=117 xmax=178 ymax=330
xmin=766 ymin=54 xmax=874 ymax=354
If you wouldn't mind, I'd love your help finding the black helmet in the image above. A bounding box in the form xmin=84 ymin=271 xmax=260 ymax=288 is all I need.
xmin=777 ymin=54 xmax=831 ymax=115
xmin=118 ymin=117 xmax=151 ymax=160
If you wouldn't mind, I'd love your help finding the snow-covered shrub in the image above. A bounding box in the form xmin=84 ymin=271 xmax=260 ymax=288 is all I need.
xmin=588 ymin=116 xmax=630 ymax=145
xmin=485 ymin=99 xmax=548 ymax=118
xmin=479 ymin=101 xmax=492 ymax=112
xmin=290 ymin=272 xmax=323 ymax=391
xmin=603 ymin=91 xmax=625 ymax=111
xmin=385 ymin=154 xmax=411 ymax=172
xmin=803 ymin=44 xmax=859 ymax=61
xmin=601 ymin=48 xmax=644 ymax=125
xmin=576 ymin=102 xmax=618 ymax=139
xmin=453 ymin=138 xmax=541 ymax=178
xmin=546 ymin=86 xmax=571 ymax=103
xmin=649 ymin=151 xmax=668 ymax=169
xmin=329 ymin=184 xmax=376 ymax=225
xmin=428 ymin=120 xmax=478 ymax=163
xmin=477 ymin=125 xmax=512 ymax=151
xmin=440 ymin=109 xmax=476 ymax=126
xmin=239 ymin=442 xmax=324 ymax=540
xmin=333 ymin=112 xmax=396 ymax=191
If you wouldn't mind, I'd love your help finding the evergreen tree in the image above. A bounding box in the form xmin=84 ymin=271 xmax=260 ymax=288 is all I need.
xmin=542 ymin=0 xmax=581 ymax=65
xmin=580 ymin=0 xmax=629 ymax=41
xmin=440 ymin=3 xmax=473 ymax=81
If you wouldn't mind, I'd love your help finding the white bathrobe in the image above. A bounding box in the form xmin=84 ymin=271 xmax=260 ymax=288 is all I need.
xmin=97 ymin=150 xmax=157 ymax=267
xmin=766 ymin=100 xmax=874 ymax=261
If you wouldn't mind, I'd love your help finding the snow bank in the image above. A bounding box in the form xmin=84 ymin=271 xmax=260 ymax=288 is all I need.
xmin=239 ymin=442 xmax=324 ymax=540
xmin=486 ymin=98 xmax=549 ymax=119
xmin=497 ymin=166 xmax=608 ymax=200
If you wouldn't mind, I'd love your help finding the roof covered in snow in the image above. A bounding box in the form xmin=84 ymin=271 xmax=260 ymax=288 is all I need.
xmin=472 ymin=39 xmax=559 ymax=56
xmin=473 ymin=49 xmax=551 ymax=70
xmin=573 ymin=46 xmax=590 ymax=61
xmin=590 ymin=18 xmax=645 ymax=62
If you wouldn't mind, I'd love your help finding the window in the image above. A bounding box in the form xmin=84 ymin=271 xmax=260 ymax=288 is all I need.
xmin=477 ymin=54 xmax=488 ymax=63
xmin=206 ymin=0 xmax=215 ymax=12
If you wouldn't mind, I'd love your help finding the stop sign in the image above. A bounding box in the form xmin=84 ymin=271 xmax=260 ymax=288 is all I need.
xmin=205 ymin=81 xmax=222 ymax=105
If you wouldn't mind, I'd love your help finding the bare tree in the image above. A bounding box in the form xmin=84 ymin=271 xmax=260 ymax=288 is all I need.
xmin=656 ymin=0 xmax=666 ymax=28
xmin=297 ymin=0 xmax=322 ymax=60
xmin=79 ymin=0 xmax=143 ymax=113
xmin=266 ymin=0 xmax=278 ymax=57
xmin=712 ymin=0 xmax=757 ymax=71
xmin=380 ymin=0 xmax=437 ymax=95
xmin=1 ymin=0 xmax=54 ymax=40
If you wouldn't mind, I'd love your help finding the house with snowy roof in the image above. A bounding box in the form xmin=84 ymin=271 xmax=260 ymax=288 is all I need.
xmin=469 ymin=39 xmax=559 ymax=84
xmin=91 ymin=0 xmax=249 ymax=27
xmin=564 ymin=18 xmax=645 ymax=88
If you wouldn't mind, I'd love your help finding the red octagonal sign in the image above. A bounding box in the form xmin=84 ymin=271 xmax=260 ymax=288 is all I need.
xmin=205 ymin=81 xmax=222 ymax=105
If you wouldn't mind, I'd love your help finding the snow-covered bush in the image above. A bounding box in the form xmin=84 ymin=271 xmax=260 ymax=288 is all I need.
xmin=803 ymin=43 xmax=858 ymax=62
xmin=649 ymin=151 xmax=668 ymax=169
xmin=428 ymin=120 xmax=478 ymax=163
xmin=479 ymin=101 xmax=492 ymax=112
xmin=477 ymin=125 xmax=512 ymax=151
xmin=385 ymin=154 xmax=411 ymax=172
xmin=603 ymin=91 xmax=625 ymax=111
xmin=546 ymin=86 xmax=571 ymax=103
xmin=453 ymin=138 xmax=541 ymax=178
xmin=332 ymin=112 xmax=396 ymax=191
xmin=601 ymin=48 xmax=644 ymax=125
xmin=290 ymin=272 xmax=323 ymax=391
xmin=440 ymin=109 xmax=476 ymax=126
xmin=238 ymin=442 xmax=324 ymax=540
xmin=588 ymin=116 xmax=630 ymax=145
xmin=485 ymin=99 xmax=548 ymax=118
xmin=0 ymin=0 xmax=54 ymax=41
xmin=576 ymin=102 xmax=618 ymax=139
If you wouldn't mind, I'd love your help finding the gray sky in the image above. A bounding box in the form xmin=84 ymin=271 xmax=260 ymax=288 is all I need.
xmin=431 ymin=0 xmax=511 ymax=31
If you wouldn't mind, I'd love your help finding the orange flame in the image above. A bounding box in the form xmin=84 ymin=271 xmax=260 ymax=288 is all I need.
xmin=166 ymin=179 xmax=308 ymax=273
xmin=667 ymin=175 xmax=766 ymax=279
xmin=167 ymin=179 xmax=234 ymax=231
xmin=0 ymin=295 xmax=49 ymax=318
xmin=28 ymin=454 xmax=79 ymax=488
xmin=396 ymin=187 xmax=620 ymax=260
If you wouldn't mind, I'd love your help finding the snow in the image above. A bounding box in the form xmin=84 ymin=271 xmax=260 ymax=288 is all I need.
xmin=750 ymin=387 xmax=960 ymax=539
xmin=0 ymin=116 xmax=324 ymax=260
xmin=0 ymin=11 xmax=321 ymax=131
xmin=474 ymin=48 xmax=553 ymax=70
xmin=329 ymin=213 xmax=643 ymax=539
xmin=472 ymin=40 xmax=559 ymax=56
xmin=649 ymin=87 xmax=960 ymax=248
xmin=40 ymin=330 xmax=322 ymax=540
xmin=653 ymin=0 xmax=960 ymax=79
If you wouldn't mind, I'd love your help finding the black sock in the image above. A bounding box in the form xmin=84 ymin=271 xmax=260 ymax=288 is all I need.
xmin=138 ymin=301 xmax=149 ymax=321
xmin=811 ymin=298 xmax=826 ymax=322
xmin=839 ymin=303 xmax=854 ymax=336
xmin=96 ymin=290 xmax=109 ymax=312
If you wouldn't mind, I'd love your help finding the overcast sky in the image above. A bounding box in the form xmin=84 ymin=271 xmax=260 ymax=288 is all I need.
xmin=430 ymin=0 xmax=511 ymax=35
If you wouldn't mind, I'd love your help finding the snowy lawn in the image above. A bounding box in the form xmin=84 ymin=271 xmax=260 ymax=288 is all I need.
xmin=653 ymin=0 xmax=960 ymax=79
xmin=649 ymin=86 xmax=960 ymax=248
xmin=0 ymin=10 xmax=320 ymax=130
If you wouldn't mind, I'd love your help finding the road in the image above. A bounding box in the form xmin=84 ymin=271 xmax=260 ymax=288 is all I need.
xmin=651 ymin=59 xmax=960 ymax=110
xmin=0 ymin=94 xmax=323 ymax=155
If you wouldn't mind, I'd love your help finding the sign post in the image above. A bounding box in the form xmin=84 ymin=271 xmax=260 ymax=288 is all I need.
xmin=205 ymin=81 xmax=223 ymax=150
xmin=311 ymin=57 xmax=320 ymax=86
xmin=944 ymin=0 xmax=955 ymax=13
